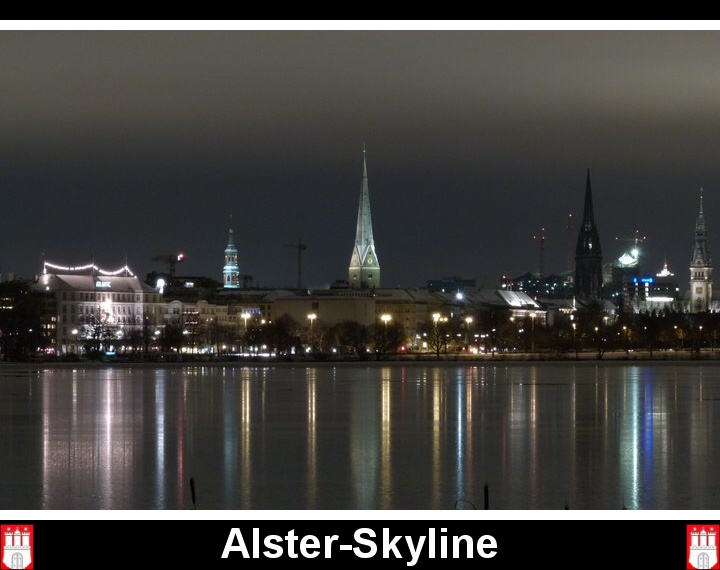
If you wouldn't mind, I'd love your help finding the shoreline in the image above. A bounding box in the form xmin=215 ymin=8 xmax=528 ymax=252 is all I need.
xmin=3 ymin=350 xmax=720 ymax=370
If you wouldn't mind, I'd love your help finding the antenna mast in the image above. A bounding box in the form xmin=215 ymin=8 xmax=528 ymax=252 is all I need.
xmin=532 ymin=227 xmax=546 ymax=278
xmin=566 ymin=213 xmax=574 ymax=275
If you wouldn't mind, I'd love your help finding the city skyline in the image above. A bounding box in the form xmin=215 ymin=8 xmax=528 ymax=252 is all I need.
xmin=2 ymin=26 xmax=720 ymax=291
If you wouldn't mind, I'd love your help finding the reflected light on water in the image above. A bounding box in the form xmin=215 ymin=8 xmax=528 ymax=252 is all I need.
xmin=11 ymin=362 xmax=720 ymax=510
xmin=307 ymin=367 xmax=317 ymax=508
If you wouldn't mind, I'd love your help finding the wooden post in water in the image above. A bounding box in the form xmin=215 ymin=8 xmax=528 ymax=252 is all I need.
xmin=190 ymin=476 xmax=197 ymax=509
xmin=484 ymin=483 xmax=489 ymax=509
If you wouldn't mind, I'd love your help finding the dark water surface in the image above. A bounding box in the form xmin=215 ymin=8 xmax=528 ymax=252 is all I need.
xmin=1 ymin=361 xmax=718 ymax=511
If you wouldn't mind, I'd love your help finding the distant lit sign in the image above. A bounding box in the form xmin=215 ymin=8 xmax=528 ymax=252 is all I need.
xmin=184 ymin=282 xmax=195 ymax=288
xmin=95 ymin=280 xmax=111 ymax=288
xmin=641 ymin=277 xmax=654 ymax=283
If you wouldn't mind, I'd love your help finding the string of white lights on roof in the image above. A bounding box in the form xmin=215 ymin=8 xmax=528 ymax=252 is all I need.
xmin=43 ymin=261 xmax=135 ymax=277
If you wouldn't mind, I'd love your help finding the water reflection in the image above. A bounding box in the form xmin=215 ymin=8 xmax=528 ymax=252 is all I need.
xmin=3 ymin=362 xmax=719 ymax=510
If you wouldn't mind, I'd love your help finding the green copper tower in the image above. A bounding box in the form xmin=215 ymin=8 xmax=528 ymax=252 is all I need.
xmin=223 ymin=215 xmax=240 ymax=289
xmin=348 ymin=147 xmax=381 ymax=289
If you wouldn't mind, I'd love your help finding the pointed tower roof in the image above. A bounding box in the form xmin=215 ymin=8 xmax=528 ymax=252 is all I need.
xmin=692 ymin=187 xmax=711 ymax=267
xmin=226 ymin=226 xmax=236 ymax=248
xmin=574 ymin=168 xmax=603 ymax=300
xmin=348 ymin=146 xmax=381 ymax=289
xmin=354 ymin=147 xmax=375 ymax=251
xmin=576 ymin=168 xmax=602 ymax=257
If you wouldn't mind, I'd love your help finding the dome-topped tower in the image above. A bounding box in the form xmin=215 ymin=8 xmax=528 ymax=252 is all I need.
xmin=223 ymin=217 xmax=240 ymax=289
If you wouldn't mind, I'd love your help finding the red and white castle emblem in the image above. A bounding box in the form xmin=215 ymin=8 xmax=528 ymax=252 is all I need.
xmin=688 ymin=525 xmax=719 ymax=570
xmin=1 ymin=525 xmax=33 ymax=570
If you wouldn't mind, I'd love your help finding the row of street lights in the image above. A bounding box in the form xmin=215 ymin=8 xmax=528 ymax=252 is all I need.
xmin=305 ymin=312 xmax=394 ymax=354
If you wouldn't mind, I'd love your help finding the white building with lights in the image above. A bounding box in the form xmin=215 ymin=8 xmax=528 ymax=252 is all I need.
xmin=34 ymin=261 xmax=164 ymax=354
xmin=628 ymin=261 xmax=682 ymax=313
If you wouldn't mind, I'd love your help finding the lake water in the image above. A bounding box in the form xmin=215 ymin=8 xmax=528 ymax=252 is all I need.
xmin=1 ymin=361 xmax=719 ymax=511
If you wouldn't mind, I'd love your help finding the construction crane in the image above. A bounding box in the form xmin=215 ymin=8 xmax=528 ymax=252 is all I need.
xmin=615 ymin=229 xmax=647 ymax=247
xmin=566 ymin=213 xmax=574 ymax=275
xmin=152 ymin=252 xmax=185 ymax=277
xmin=285 ymin=239 xmax=307 ymax=290
xmin=532 ymin=227 xmax=546 ymax=278
xmin=240 ymin=274 xmax=254 ymax=288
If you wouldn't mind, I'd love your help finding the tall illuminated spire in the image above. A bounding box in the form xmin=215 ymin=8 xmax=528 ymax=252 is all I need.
xmin=574 ymin=168 xmax=603 ymax=300
xmin=692 ymin=188 xmax=710 ymax=266
xmin=223 ymin=213 xmax=240 ymax=289
xmin=348 ymin=146 xmax=381 ymax=289
xmin=690 ymin=187 xmax=712 ymax=312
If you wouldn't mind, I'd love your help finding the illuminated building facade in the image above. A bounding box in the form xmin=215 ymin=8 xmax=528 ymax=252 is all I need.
xmin=690 ymin=188 xmax=713 ymax=313
xmin=505 ymin=271 xmax=574 ymax=300
xmin=628 ymin=261 xmax=681 ymax=312
xmin=348 ymin=147 xmax=381 ymax=289
xmin=34 ymin=261 xmax=163 ymax=354
xmin=574 ymin=169 xmax=604 ymax=301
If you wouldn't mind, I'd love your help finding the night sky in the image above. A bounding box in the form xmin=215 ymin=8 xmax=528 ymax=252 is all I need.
xmin=3 ymin=26 xmax=719 ymax=292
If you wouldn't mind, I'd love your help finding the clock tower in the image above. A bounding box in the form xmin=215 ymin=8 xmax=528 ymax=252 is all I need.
xmin=690 ymin=188 xmax=712 ymax=312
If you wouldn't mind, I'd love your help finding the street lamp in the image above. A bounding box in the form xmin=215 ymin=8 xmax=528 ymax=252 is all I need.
xmin=378 ymin=314 xmax=392 ymax=360
xmin=698 ymin=325 xmax=704 ymax=353
xmin=440 ymin=316 xmax=449 ymax=353
xmin=241 ymin=312 xmax=251 ymax=330
xmin=464 ymin=316 xmax=473 ymax=346
xmin=239 ymin=312 xmax=252 ymax=356
xmin=623 ymin=325 xmax=629 ymax=355
xmin=530 ymin=312 xmax=536 ymax=354
xmin=572 ymin=322 xmax=577 ymax=359
xmin=307 ymin=313 xmax=317 ymax=351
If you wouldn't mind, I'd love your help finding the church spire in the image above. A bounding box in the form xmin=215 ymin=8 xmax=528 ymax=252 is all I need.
xmin=348 ymin=146 xmax=381 ymax=289
xmin=574 ymin=168 xmax=603 ymax=300
xmin=690 ymin=187 xmax=712 ymax=312
xmin=692 ymin=188 xmax=709 ymax=265
xmin=576 ymin=168 xmax=602 ymax=257
xmin=223 ymin=213 xmax=240 ymax=289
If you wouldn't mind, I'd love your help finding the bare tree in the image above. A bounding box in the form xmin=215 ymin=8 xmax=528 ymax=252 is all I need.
xmin=79 ymin=305 xmax=118 ymax=358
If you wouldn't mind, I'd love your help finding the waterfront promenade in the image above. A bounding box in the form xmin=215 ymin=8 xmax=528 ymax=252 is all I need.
xmin=3 ymin=348 xmax=720 ymax=369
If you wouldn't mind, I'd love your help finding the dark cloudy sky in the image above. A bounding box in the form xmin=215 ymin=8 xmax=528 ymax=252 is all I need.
xmin=2 ymin=25 xmax=719 ymax=291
